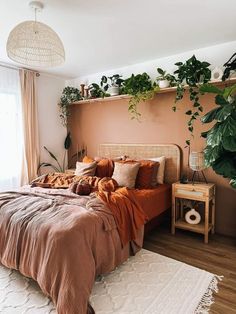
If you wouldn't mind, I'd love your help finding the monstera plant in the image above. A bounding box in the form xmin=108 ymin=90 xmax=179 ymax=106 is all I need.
xmin=200 ymin=83 xmax=236 ymax=188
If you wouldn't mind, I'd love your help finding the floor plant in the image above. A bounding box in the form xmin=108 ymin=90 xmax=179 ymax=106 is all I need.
xmin=200 ymin=83 xmax=236 ymax=188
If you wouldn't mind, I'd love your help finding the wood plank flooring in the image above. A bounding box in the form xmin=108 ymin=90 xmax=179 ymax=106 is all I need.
xmin=143 ymin=226 xmax=236 ymax=314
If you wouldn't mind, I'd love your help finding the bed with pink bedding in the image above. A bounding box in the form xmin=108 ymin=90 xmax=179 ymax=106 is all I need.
xmin=0 ymin=186 xmax=146 ymax=314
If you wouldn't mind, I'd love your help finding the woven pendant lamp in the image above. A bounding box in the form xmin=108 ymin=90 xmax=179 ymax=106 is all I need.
xmin=6 ymin=1 xmax=65 ymax=67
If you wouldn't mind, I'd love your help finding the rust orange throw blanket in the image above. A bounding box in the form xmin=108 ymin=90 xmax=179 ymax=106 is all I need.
xmin=0 ymin=187 xmax=144 ymax=314
xmin=97 ymin=187 xmax=148 ymax=247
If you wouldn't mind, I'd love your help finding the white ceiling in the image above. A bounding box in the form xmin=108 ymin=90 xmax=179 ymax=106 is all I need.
xmin=0 ymin=0 xmax=236 ymax=79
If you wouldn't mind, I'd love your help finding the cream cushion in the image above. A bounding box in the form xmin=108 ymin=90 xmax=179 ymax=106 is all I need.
xmin=75 ymin=161 xmax=97 ymax=176
xmin=112 ymin=162 xmax=140 ymax=188
xmin=148 ymin=156 xmax=166 ymax=184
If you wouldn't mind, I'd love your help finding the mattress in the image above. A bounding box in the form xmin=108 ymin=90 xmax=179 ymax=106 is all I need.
xmin=132 ymin=184 xmax=171 ymax=220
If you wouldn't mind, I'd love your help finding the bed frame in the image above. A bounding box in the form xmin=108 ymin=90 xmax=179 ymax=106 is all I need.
xmin=99 ymin=143 xmax=181 ymax=233
xmin=98 ymin=143 xmax=181 ymax=184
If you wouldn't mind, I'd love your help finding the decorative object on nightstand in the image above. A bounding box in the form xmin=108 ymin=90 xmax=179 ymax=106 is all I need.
xmin=172 ymin=182 xmax=216 ymax=243
xmin=185 ymin=208 xmax=201 ymax=225
xmin=189 ymin=151 xmax=207 ymax=184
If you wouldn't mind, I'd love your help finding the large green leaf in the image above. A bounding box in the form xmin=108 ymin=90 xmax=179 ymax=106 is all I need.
xmin=223 ymin=84 xmax=236 ymax=99
xmin=215 ymin=95 xmax=229 ymax=106
xmin=204 ymin=145 xmax=223 ymax=167
xmin=230 ymin=178 xmax=236 ymax=189
xmin=212 ymin=155 xmax=236 ymax=178
xmin=215 ymin=104 xmax=233 ymax=122
xmin=221 ymin=116 xmax=236 ymax=136
xmin=199 ymin=84 xmax=223 ymax=95
xmin=222 ymin=136 xmax=236 ymax=152
xmin=64 ymin=132 xmax=71 ymax=150
xmin=201 ymin=107 xmax=220 ymax=123
xmin=37 ymin=162 xmax=60 ymax=173
xmin=44 ymin=146 xmax=63 ymax=172
xmin=206 ymin=123 xmax=222 ymax=147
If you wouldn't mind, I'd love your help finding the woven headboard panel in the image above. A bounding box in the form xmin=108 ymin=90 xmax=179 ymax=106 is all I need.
xmin=98 ymin=143 xmax=181 ymax=184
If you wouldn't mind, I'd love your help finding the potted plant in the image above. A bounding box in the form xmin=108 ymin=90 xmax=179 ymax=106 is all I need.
xmin=156 ymin=68 xmax=176 ymax=88
xmin=59 ymin=87 xmax=82 ymax=127
xmin=88 ymin=83 xmax=109 ymax=99
xmin=200 ymin=83 xmax=236 ymax=188
xmin=100 ymin=74 xmax=124 ymax=96
xmin=122 ymin=72 xmax=158 ymax=120
xmin=173 ymin=55 xmax=211 ymax=145
xmin=222 ymin=52 xmax=236 ymax=81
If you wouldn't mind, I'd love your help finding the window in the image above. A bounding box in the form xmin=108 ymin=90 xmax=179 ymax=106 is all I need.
xmin=0 ymin=67 xmax=24 ymax=191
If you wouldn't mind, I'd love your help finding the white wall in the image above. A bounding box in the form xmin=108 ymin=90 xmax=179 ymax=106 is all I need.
xmin=37 ymin=73 xmax=66 ymax=171
xmin=67 ymin=41 xmax=236 ymax=87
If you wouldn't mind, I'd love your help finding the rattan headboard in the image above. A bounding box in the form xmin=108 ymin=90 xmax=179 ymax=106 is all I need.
xmin=98 ymin=143 xmax=181 ymax=184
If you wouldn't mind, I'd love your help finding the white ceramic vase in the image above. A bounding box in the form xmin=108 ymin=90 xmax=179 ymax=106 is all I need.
xmin=158 ymin=80 xmax=170 ymax=89
xmin=185 ymin=208 xmax=201 ymax=225
xmin=108 ymin=86 xmax=119 ymax=96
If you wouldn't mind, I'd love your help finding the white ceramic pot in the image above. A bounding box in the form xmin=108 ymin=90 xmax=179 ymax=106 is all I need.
xmin=158 ymin=80 xmax=170 ymax=89
xmin=108 ymin=86 xmax=119 ymax=96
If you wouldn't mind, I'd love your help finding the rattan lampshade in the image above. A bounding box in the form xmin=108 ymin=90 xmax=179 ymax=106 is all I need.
xmin=189 ymin=151 xmax=205 ymax=171
xmin=7 ymin=20 xmax=65 ymax=67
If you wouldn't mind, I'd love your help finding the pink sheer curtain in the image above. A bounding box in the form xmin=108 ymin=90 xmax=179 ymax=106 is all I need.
xmin=20 ymin=69 xmax=40 ymax=183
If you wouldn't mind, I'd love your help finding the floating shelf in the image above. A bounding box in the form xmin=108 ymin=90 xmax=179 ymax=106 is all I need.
xmin=71 ymin=78 xmax=236 ymax=105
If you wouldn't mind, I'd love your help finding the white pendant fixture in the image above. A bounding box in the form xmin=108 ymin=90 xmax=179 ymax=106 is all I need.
xmin=6 ymin=1 xmax=65 ymax=67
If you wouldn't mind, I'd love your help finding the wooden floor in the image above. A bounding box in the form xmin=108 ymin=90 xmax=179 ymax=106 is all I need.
xmin=143 ymin=226 xmax=236 ymax=314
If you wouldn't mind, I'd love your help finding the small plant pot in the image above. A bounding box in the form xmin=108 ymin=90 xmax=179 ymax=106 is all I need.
xmin=158 ymin=80 xmax=170 ymax=88
xmin=108 ymin=86 xmax=119 ymax=96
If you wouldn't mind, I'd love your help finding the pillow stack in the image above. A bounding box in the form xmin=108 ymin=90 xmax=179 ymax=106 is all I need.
xmin=76 ymin=155 xmax=166 ymax=189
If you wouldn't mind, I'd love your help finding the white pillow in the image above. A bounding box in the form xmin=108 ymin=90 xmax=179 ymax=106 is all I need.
xmin=112 ymin=162 xmax=140 ymax=188
xmin=148 ymin=156 xmax=166 ymax=184
xmin=75 ymin=161 xmax=97 ymax=176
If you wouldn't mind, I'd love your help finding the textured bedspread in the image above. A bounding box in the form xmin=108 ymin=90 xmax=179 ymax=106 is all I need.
xmin=0 ymin=188 xmax=144 ymax=314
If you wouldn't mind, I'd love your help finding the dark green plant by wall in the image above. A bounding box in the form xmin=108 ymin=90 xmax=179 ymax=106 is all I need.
xmin=38 ymin=132 xmax=86 ymax=174
xmin=59 ymin=87 xmax=82 ymax=127
xmin=173 ymin=55 xmax=211 ymax=145
xmin=122 ymin=73 xmax=159 ymax=120
xmin=100 ymin=74 xmax=124 ymax=91
xmin=200 ymin=83 xmax=236 ymax=188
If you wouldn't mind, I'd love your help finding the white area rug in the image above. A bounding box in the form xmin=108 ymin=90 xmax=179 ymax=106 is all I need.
xmin=0 ymin=249 xmax=222 ymax=314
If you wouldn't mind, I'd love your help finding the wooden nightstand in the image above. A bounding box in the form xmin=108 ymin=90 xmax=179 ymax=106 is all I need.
xmin=172 ymin=182 xmax=216 ymax=243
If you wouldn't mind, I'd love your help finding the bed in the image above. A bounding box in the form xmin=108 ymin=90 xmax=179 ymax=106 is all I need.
xmin=0 ymin=143 xmax=180 ymax=314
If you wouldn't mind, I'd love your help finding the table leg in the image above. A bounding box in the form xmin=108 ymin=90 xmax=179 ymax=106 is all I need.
xmin=204 ymin=199 xmax=209 ymax=244
xmin=172 ymin=195 xmax=176 ymax=235
xmin=211 ymin=193 xmax=216 ymax=234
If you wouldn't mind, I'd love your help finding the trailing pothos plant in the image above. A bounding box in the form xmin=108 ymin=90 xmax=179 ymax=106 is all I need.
xmin=122 ymin=73 xmax=159 ymax=120
xmin=200 ymin=83 xmax=236 ymax=188
xmin=173 ymin=55 xmax=211 ymax=145
xmin=59 ymin=87 xmax=82 ymax=127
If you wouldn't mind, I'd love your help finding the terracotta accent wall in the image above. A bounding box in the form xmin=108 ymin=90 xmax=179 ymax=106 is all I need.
xmin=68 ymin=91 xmax=236 ymax=237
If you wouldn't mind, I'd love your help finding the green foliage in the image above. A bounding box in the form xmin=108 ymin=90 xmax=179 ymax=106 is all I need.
xmin=100 ymin=74 xmax=124 ymax=91
xmin=88 ymin=83 xmax=109 ymax=98
xmin=173 ymin=55 xmax=211 ymax=145
xmin=222 ymin=52 xmax=236 ymax=81
xmin=156 ymin=68 xmax=176 ymax=87
xmin=59 ymin=87 xmax=82 ymax=127
xmin=201 ymin=83 xmax=236 ymax=188
xmin=38 ymin=133 xmax=85 ymax=174
xmin=122 ymin=73 xmax=158 ymax=119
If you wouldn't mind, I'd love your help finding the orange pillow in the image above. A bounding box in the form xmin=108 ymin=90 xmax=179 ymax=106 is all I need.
xmin=82 ymin=156 xmax=114 ymax=178
xmin=119 ymin=160 xmax=159 ymax=189
xmin=83 ymin=156 xmax=94 ymax=163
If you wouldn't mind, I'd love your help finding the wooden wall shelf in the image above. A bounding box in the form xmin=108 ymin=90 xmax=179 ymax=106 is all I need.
xmin=71 ymin=78 xmax=236 ymax=105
